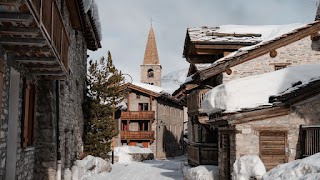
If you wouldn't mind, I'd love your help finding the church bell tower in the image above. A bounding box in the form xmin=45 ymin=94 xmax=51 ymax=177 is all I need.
xmin=140 ymin=25 xmax=162 ymax=86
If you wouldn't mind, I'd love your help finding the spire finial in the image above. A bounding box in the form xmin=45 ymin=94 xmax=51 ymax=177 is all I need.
xmin=151 ymin=17 xmax=153 ymax=26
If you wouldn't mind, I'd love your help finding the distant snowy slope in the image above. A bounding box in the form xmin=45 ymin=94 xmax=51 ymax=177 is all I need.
xmin=161 ymin=68 xmax=189 ymax=94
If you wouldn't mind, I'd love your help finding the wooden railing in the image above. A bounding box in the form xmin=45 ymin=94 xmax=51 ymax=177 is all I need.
xmin=121 ymin=111 xmax=155 ymax=120
xmin=121 ymin=131 xmax=154 ymax=140
xmin=187 ymin=89 xmax=209 ymax=115
xmin=188 ymin=143 xmax=218 ymax=166
xmin=29 ymin=0 xmax=70 ymax=71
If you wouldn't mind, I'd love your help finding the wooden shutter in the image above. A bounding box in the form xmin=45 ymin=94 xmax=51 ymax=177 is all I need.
xmin=259 ymin=131 xmax=287 ymax=170
xmin=22 ymin=80 xmax=36 ymax=148
xmin=0 ymin=61 xmax=4 ymax=119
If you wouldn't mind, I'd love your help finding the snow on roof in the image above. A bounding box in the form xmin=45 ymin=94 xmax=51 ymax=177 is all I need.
xmin=161 ymin=68 xmax=188 ymax=94
xmin=132 ymin=82 xmax=164 ymax=94
xmin=82 ymin=0 xmax=102 ymax=40
xmin=188 ymin=25 xmax=262 ymax=44
xmin=195 ymin=63 xmax=212 ymax=71
xmin=202 ymin=64 xmax=320 ymax=114
xmin=262 ymin=153 xmax=320 ymax=179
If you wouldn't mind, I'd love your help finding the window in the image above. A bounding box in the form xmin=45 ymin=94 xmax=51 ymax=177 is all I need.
xmin=300 ymin=126 xmax=320 ymax=158
xmin=21 ymin=80 xmax=36 ymax=148
xmin=136 ymin=94 xmax=140 ymax=99
xmin=147 ymin=69 xmax=154 ymax=78
xmin=274 ymin=65 xmax=287 ymax=71
xmin=138 ymin=103 xmax=149 ymax=111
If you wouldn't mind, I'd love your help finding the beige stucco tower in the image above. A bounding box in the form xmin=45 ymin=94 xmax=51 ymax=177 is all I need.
xmin=140 ymin=25 xmax=162 ymax=86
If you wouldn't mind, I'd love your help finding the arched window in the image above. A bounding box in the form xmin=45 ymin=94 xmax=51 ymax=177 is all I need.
xmin=148 ymin=69 xmax=154 ymax=78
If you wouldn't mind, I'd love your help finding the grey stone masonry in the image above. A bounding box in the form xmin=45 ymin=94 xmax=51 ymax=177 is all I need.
xmin=223 ymin=37 xmax=320 ymax=82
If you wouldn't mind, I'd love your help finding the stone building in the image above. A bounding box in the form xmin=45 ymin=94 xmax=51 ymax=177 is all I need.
xmin=115 ymin=82 xmax=185 ymax=159
xmin=179 ymin=21 xmax=320 ymax=179
xmin=140 ymin=25 xmax=162 ymax=86
xmin=0 ymin=0 xmax=101 ymax=179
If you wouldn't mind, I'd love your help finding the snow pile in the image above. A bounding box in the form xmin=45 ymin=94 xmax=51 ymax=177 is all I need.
xmin=66 ymin=155 xmax=112 ymax=180
xmin=232 ymin=155 xmax=266 ymax=180
xmin=262 ymin=153 xmax=320 ymax=180
xmin=202 ymin=64 xmax=320 ymax=114
xmin=132 ymin=81 xmax=164 ymax=94
xmin=114 ymin=146 xmax=153 ymax=163
xmin=161 ymin=68 xmax=189 ymax=94
xmin=116 ymin=101 xmax=127 ymax=110
xmin=182 ymin=165 xmax=219 ymax=180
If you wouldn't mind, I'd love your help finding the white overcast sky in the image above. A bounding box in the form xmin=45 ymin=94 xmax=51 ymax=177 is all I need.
xmin=88 ymin=0 xmax=318 ymax=82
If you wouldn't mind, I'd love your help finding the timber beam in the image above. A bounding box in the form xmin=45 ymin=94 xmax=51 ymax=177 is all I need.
xmin=0 ymin=12 xmax=32 ymax=22
xmin=0 ymin=26 xmax=40 ymax=36
xmin=0 ymin=37 xmax=46 ymax=46
xmin=16 ymin=56 xmax=56 ymax=63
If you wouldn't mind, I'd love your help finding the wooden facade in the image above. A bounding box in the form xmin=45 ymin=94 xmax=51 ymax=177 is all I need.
xmin=188 ymin=142 xmax=218 ymax=166
xmin=0 ymin=0 xmax=100 ymax=80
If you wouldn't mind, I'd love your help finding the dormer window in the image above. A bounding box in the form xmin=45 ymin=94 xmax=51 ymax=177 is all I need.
xmin=148 ymin=69 xmax=154 ymax=78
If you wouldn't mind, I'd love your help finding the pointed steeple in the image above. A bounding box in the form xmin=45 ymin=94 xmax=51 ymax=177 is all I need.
xmin=143 ymin=25 xmax=159 ymax=65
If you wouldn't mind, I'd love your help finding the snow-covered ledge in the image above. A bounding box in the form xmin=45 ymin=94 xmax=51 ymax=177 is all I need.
xmin=202 ymin=64 xmax=320 ymax=115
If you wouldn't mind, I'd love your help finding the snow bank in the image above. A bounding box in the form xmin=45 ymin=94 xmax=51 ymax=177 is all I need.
xmin=232 ymin=155 xmax=266 ymax=180
xmin=262 ymin=153 xmax=320 ymax=180
xmin=182 ymin=165 xmax=219 ymax=180
xmin=65 ymin=155 xmax=111 ymax=180
xmin=202 ymin=64 xmax=320 ymax=114
xmin=132 ymin=81 xmax=164 ymax=94
xmin=114 ymin=146 xmax=154 ymax=163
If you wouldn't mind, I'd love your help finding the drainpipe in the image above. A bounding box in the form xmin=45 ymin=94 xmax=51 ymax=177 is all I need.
xmin=56 ymin=80 xmax=61 ymax=180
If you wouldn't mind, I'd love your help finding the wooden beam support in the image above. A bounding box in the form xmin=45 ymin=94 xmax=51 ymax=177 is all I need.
xmin=0 ymin=37 xmax=46 ymax=46
xmin=31 ymin=70 xmax=64 ymax=76
xmin=0 ymin=12 xmax=32 ymax=22
xmin=16 ymin=56 xmax=56 ymax=63
xmin=3 ymin=45 xmax=51 ymax=53
xmin=0 ymin=26 xmax=40 ymax=36
xmin=24 ymin=64 xmax=61 ymax=70
xmin=195 ymin=44 xmax=249 ymax=50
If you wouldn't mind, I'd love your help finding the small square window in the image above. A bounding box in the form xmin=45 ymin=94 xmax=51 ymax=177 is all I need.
xmin=274 ymin=65 xmax=287 ymax=71
xmin=136 ymin=94 xmax=140 ymax=99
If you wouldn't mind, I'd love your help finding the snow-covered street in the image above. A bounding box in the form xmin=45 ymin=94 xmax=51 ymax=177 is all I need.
xmin=92 ymin=157 xmax=186 ymax=180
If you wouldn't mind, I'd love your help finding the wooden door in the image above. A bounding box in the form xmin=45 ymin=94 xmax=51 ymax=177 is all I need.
xmin=259 ymin=131 xmax=287 ymax=171
xmin=220 ymin=134 xmax=231 ymax=180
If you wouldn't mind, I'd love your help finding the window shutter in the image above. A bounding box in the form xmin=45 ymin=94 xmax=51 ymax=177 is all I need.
xmin=0 ymin=61 xmax=4 ymax=119
xmin=22 ymin=80 xmax=31 ymax=148
xmin=22 ymin=80 xmax=36 ymax=148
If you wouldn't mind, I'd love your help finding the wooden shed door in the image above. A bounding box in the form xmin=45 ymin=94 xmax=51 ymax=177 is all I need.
xmin=259 ymin=131 xmax=287 ymax=170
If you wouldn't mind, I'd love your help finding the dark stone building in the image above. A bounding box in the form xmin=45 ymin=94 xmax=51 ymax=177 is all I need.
xmin=0 ymin=0 xmax=101 ymax=179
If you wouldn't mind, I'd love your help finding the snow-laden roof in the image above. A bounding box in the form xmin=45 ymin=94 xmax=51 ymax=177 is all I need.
xmin=82 ymin=0 xmax=102 ymax=40
xmin=262 ymin=153 xmax=320 ymax=179
xmin=195 ymin=63 xmax=212 ymax=71
xmin=188 ymin=25 xmax=262 ymax=44
xmin=132 ymin=82 xmax=164 ymax=94
xmin=202 ymin=64 xmax=320 ymax=114
xmin=161 ymin=68 xmax=188 ymax=94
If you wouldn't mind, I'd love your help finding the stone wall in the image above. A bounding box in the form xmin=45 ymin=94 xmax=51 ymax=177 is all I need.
xmin=223 ymin=37 xmax=320 ymax=82
xmin=232 ymin=93 xmax=320 ymax=165
xmin=156 ymin=101 xmax=184 ymax=158
xmin=0 ymin=1 xmax=89 ymax=179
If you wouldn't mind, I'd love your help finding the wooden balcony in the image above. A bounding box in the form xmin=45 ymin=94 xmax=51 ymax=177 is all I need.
xmin=187 ymin=89 xmax=209 ymax=116
xmin=188 ymin=143 xmax=218 ymax=166
xmin=121 ymin=131 xmax=154 ymax=141
xmin=0 ymin=0 xmax=70 ymax=79
xmin=121 ymin=111 xmax=155 ymax=120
